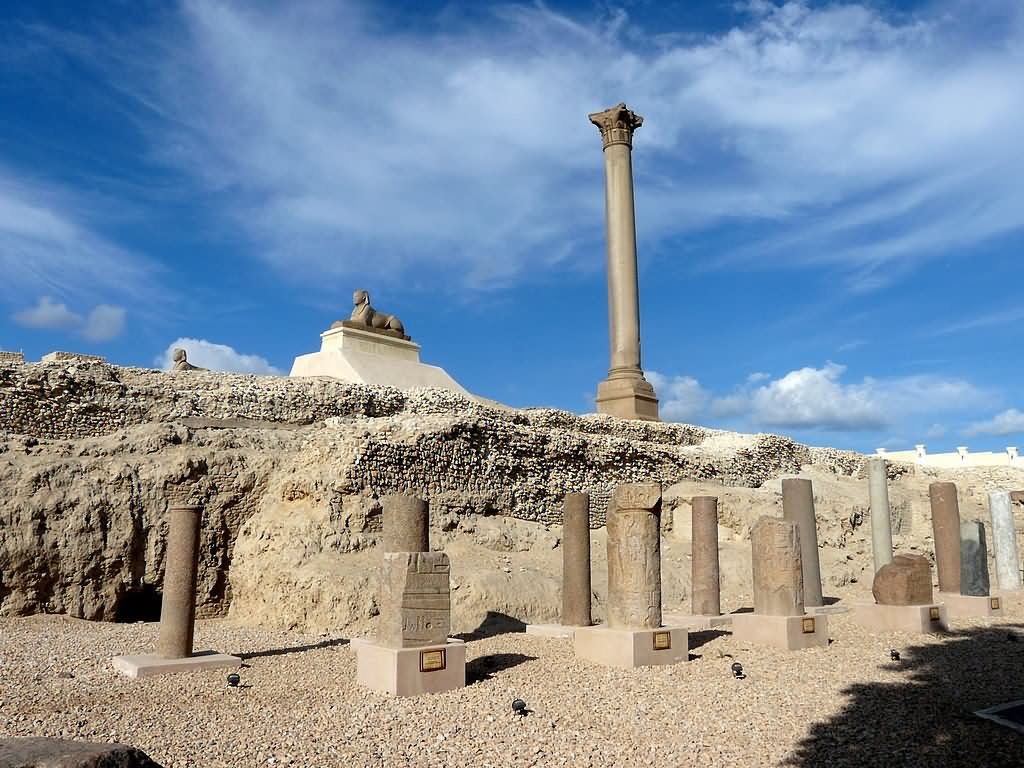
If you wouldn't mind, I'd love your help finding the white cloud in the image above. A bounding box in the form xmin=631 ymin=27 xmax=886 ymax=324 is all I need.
xmin=67 ymin=0 xmax=1022 ymax=293
xmin=13 ymin=296 xmax=81 ymax=330
xmin=157 ymin=337 xmax=281 ymax=375
xmin=654 ymin=361 xmax=987 ymax=432
xmin=925 ymin=423 xmax=946 ymax=440
xmin=964 ymin=408 xmax=1024 ymax=437
xmin=647 ymin=371 xmax=710 ymax=421
xmin=12 ymin=296 xmax=128 ymax=341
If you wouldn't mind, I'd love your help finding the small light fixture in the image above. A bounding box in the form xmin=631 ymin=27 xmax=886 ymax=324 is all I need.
xmin=889 ymin=649 xmax=900 ymax=662
xmin=227 ymin=673 xmax=241 ymax=687
xmin=731 ymin=662 xmax=744 ymax=679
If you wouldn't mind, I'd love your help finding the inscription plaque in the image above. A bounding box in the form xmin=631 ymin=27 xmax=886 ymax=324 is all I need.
xmin=420 ymin=649 xmax=446 ymax=672
xmin=928 ymin=606 xmax=941 ymax=621
xmin=990 ymin=597 xmax=1001 ymax=610
xmin=801 ymin=617 xmax=816 ymax=634
xmin=652 ymin=631 xmax=671 ymax=651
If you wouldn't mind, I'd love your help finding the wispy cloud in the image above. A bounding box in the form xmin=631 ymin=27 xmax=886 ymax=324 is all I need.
xmin=156 ymin=337 xmax=280 ymax=374
xmin=964 ymin=408 xmax=1024 ymax=437
xmin=12 ymin=296 xmax=127 ymax=342
xmin=49 ymin=0 xmax=1020 ymax=294
xmin=924 ymin=306 xmax=1024 ymax=337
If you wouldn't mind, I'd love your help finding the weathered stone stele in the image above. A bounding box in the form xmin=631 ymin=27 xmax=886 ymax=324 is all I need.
xmin=606 ymin=482 xmax=662 ymax=629
xmin=378 ymin=551 xmax=451 ymax=648
xmin=959 ymin=520 xmax=990 ymax=597
xmin=929 ymin=482 xmax=961 ymax=594
xmin=751 ymin=516 xmax=804 ymax=616
xmin=872 ymin=553 xmax=933 ymax=606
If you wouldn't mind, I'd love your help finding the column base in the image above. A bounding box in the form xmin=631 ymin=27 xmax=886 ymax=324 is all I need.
xmin=939 ymin=592 xmax=1004 ymax=618
xmin=355 ymin=640 xmax=466 ymax=696
xmin=662 ymin=613 xmax=734 ymax=631
xmin=595 ymin=376 xmax=659 ymax=421
xmin=574 ymin=625 xmax=688 ymax=668
xmin=112 ymin=650 xmax=241 ymax=678
xmin=853 ymin=603 xmax=949 ymax=633
xmin=524 ymin=624 xmax=577 ymax=639
xmin=732 ymin=613 xmax=829 ymax=651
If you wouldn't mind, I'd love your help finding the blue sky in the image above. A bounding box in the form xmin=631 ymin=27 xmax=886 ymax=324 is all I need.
xmin=1 ymin=0 xmax=1022 ymax=452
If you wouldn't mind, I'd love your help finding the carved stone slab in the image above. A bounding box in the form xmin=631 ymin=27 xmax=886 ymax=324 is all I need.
xmin=378 ymin=552 xmax=451 ymax=648
xmin=751 ymin=516 xmax=804 ymax=616
xmin=606 ymin=483 xmax=662 ymax=629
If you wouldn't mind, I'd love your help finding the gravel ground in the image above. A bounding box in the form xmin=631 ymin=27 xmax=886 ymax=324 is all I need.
xmin=3 ymin=587 xmax=1024 ymax=768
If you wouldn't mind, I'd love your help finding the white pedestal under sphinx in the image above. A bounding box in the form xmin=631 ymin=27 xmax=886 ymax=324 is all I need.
xmin=289 ymin=291 xmax=467 ymax=394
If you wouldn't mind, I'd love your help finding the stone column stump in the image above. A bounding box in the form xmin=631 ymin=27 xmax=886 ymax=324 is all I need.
xmin=782 ymin=478 xmax=824 ymax=609
xmin=691 ymin=496 xmax=722 ymax=617
xmin=868 ymin=458 xmax=894 ymax=572
xmin=990 ymin=491 xmax=1022 ymax=591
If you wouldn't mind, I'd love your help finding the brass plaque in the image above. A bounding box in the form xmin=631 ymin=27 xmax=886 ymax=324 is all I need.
xmin=928 ymin=607 xmax=941 ymax=621
xmin=801 ymin=617 xmax=816 ymax=634
xmin=652 ymin=631 xmax=671 ymax=651
xmin=419 ymin=649 xmax=446 ymax=673
xmin=990 ymin=597 xmax=1001 ymax=610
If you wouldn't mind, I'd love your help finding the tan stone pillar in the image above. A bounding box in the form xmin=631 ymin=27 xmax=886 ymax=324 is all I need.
xmin=156 ymin=504 xmax=202 ymax=659
xmin=561 ymin=493 xmax=592 ymax=627
xmin=751 ymin=516 xmax=804 ymax=616
xmin=691 ymin=496 xmax=721 ymax=616
xmin=606 ymin=483 xmax=662 ymax=629
xmin=383 ymin=495 xmax=428 ymax=552
xmin=781 ymin=478 xmax=823 ymax=607
xmin=929 ymin=482 xmax=961 ymax=593
xmin=588 ymin=103 xmax=659 ymax=422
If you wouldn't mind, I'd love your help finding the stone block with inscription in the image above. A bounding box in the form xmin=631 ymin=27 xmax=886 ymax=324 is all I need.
xmin=606 ymin=482 xmax=663 ymax=630
xmin=872 ymin=553 xmax=933 ymax=606
xmin=378 ymin=551 xmax=451 ymax=649
xmin=751 ymin=516 xmax=804 ymax=616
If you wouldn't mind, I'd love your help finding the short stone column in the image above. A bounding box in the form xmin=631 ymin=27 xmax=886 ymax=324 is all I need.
xmin=561 ymin=493 xmax=592 ymax=627
xmin=781 ymin=478 xmax=823 ymax=607
xmin=960 ymin=521 xmax=991 ymax=597
xmin=989 ymin=491 xmax=1022 ymax=590
xmin=383 ymin=494 xmax=429 ymax=552
xmin=750 ymin=516 xmax=804 ymax=616
xmin=928 ymin=482 xmax=961 ymax=594
xmin=606 ymin=483 xmax=663 ymax=629
xmin=157 ymin=504 xmax=203 ymax=659
xmin=691 ymin=496 xmax=721 ymax=616
xmin=867 ymin=458 xmax=893 ymax=572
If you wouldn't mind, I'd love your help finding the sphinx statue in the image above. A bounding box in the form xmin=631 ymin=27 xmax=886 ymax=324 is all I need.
xmin=171 ymin=348 xmax=205 ymax=371
xmin=332 ymin=289 xmax=408 ymax=339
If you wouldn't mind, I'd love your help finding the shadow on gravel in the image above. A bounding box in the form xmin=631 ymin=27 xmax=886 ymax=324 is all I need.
xmin=466 ymin=653 xmax=537 ymax=685
xmin=237 ymin=637 xmax=350 ymax=660
xmin=454 ymin=611 xmax=527 ymax=641
xmin=784 ymin=624 xmax=1024 ymax=768
xmin=687 ymin=629 xmax=729 ymax=651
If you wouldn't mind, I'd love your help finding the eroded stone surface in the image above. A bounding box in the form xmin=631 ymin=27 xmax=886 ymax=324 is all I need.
xmin=561 ymin=493 xmax=592 ymax=627
xmin=781 ymin=478 xmax=823 ymax=607
xmin=377 ymin=551 xmax=451 ymax=648
xmin=872 ymin=553 xmax=933 ymax=606
xmin=960 ymin=520 xmax=990 ymax=597
xmin=606 ymin=483 xmax=662 ymax=629
xmin=0 ymin=737 xmax=161 ymax=767
xmin=751 ymin=516 xmax=804 ymax=616
xmin=382 ymin=495 xmax=428 ymax=553
xmin=691 ymin=496 xmax=721 ymax=616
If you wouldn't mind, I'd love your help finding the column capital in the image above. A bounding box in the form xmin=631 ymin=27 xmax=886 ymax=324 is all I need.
xmin=588 ymin=102 xmax=644 ymax=149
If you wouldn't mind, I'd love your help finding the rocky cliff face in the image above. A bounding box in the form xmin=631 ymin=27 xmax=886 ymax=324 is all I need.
xmin=1 ymin=359 xmax=1021 ymax=633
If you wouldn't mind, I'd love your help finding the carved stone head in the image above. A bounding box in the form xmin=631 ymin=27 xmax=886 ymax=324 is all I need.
xmin=172 ymin=348 xmax=186 ymax=363
xmin=352 ymin=289 xmax=369 ymax=307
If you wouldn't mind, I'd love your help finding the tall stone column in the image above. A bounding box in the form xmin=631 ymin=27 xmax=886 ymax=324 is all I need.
xmin=561 ymin=493 xmax=593 ymax=627
xmin=157 ymin=504 xmax=202 ymax=659
xmin=606 ymin=483 xmax=662 ymax=629
xmin=989 ymin=491 xmax=1021 ymax=590
xmin=929 ymin=482 xmax=961 ymax=594
xmin=781 ymin=478 xmax=823 ymax=607
xmin=691 ymin=496 xmax=721 ymax=616
xmin=868 ymin=458 xmax=893 ymax=572
xmin=588 ymin=103 xmax=659 ymax=422
xmin=383 ymin=495 xmax=429 ymax=552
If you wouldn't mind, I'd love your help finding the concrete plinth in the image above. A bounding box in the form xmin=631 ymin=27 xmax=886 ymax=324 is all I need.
xmin=853 ymin=603 xmax=948 ymax=634
xmin=731 ymin=613 xmax=829 ymax=651
xmin=574 ymin=625 xmax=688 ymax=668
xmin=805 ymin=604 xmax=850 ymax=616
xmin=290 ymin=325 xmax=468 ymax=395
xmin=112 ymin=651 xmax=241 ymax=679
xmin=939 ymin=592 xmax=1004 ymax=619
xmin=355 ymin=640 xmax=466 ymax=696
xmin=595 ymin=376 xmax=659 ymax=421
xmin=525 ymin=624 xmax=575 ymax=639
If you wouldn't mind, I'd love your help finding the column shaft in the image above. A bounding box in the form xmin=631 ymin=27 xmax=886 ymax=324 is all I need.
xmin=602 ymin=143 xmax=642 ymax=376
xmin=868 ymin=458 xmax=894 ymax=572
xmin=929 ymin=482 xmax=961 ymax=593
xmin=691 ymin=496 xmax=721 ymax=616
xmin=383 ymin=495 xmax=429 ymax=552
xmin=561 ymin=493 xmax=593 ymax=627
xmin=157 ymin=504 xmax=202 ymax=659
xmin=989 ymin=491 xmax=1021 ymax=590
xmin=781 ymin=478 xmax=823 ymax=607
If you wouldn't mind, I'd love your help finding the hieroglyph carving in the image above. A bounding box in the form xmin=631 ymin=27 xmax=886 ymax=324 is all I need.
xmin=606 ymin=483 xmax=662 ymax=629
xmin=378 ymin=551 xmax=450 ymax=648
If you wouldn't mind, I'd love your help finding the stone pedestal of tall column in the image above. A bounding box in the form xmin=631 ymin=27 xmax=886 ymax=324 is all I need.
xmin=782 ymin=478 xmax=824 ymax=608
xmin=574 ymin=484 xmax=688 ymax=667
xmin=355 ymin=551 xmax=465 ymax=696
xmin=854 ymin=553 xmax=948 ymax=634
xmin=732 ymin=516 xmax=829 ymax=651
xmin=527 ymin=493 xmax=593 ymax=639
xmin=113 ymin=504 xmax=240 ymax=678
xmin=868 ymin=458 xmax=893 ymax=572
xmin=588 ymin=103 xmax=659 ymax=422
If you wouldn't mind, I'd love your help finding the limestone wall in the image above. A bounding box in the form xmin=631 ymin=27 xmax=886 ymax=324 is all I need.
xmin=0 ymin=351 xmax=24 ymax=366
